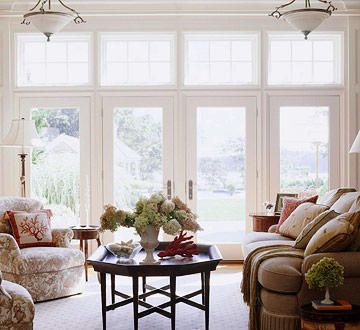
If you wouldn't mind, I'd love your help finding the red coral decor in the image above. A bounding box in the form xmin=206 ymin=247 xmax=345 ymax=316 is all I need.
xmin=158 ymin=231 xmax=199 ymax=258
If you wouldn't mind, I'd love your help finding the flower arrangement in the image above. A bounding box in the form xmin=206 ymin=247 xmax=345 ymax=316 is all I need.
xmin=305 ymin=257 xmax=344 ymax=305
xmin=305 ymin=257 xmax=344 ymax=290
xmin=100 ymin=193 xmax=202 ymax=236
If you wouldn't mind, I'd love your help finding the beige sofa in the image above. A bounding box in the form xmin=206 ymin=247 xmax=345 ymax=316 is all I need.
xmin=0 ymin=197 xmax=85 ymax=302
xmin=242 ymin=189 xmax=360 ymax=330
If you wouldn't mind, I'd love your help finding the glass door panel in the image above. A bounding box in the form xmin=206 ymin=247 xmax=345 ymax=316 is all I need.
xmin=280 ymin=106 xmax=329 ymax=196
xmin=186 ymin=97 xmax=257 ymax=260
xmin=196 ymin=107 xmax=246 ymax=242
xmin=103 ymin=97 xmax=174 ymax=243
xmin=269 ymin=96 xmax=340 ymax=200
xmin=20 ymin=97 xmax=91 ymax=228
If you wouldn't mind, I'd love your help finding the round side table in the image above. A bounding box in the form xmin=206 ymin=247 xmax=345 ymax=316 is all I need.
xmin=249 ymin=213 xmax=280 ymax=232
xmin=301 ymin=304 xmax=360 ymax=330
xmin=71 ymin=226 xmax=101 ymax=281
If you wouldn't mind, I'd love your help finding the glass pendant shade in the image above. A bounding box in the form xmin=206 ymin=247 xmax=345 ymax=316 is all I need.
xmin=1 ymin=119 xmax=40 ymax=148
xmin=282 ymin=9 xmax=331 ymax=39
xmin=24 ymin=11 xmax=74 ymax=41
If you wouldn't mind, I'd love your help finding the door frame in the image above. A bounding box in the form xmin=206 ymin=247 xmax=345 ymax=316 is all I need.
xmin=18 ymin=96 xmax=92 ymax=225
xmin=269 ymin=95 xmax=341 ymax=199
xmin=185 ymin=95 xmax=257 ymax=260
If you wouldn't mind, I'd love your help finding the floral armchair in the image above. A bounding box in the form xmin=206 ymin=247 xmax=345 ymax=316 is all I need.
xmin=0 ymin=271 xmax=34 ymax=330
xmin=0 ymin=197 xmax=85 ymax=302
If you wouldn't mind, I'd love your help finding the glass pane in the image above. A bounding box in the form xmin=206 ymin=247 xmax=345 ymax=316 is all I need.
xmin=31 ymin=108 xmax=80 ymax=228
xmin=128 ymin=41 xmax=148 ymax=61
xmin=113 ymin=107 xmax=163 ymax=210
xmin=197 ymin=107 xmax=246 ymax=243
xmin=47 ymin=42 xmax=67 ymax=62
xmin=68 ymin=42 xmax=89 ymax=62
xmin=232 ymin=41 xmax=252 ymax=61
xmin=210 ymin=41 xmax=231 ymax=61
xmin=280 ymin=107 xmax=329 ymax=196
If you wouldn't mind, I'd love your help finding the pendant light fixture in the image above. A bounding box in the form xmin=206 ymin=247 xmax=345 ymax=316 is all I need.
xmin=270 ymin=0 xmax=337 ymax=40
xmin=21 ymin=0 xmax=86 ymax=42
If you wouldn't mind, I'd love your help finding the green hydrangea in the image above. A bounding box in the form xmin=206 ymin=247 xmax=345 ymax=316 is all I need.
xmin=305 ymin=257 xmax=344 ymax=289
xmin=163 ymin=219 xmax=182 ymax=235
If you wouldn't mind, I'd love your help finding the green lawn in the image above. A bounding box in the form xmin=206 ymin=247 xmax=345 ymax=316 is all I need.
xmin=197 ymin=198 xmax=246 ymax=222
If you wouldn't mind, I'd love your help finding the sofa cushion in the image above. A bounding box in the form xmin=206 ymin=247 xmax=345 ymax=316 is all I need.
xmin=258 ymin=256 xmax=303 ymax=294
xmin=243 ymin=232 xmax=293 ymax=246
xmin=294 ymin=210 xmax=339 ymax=249
xmin=243 ymin=240 xmax=294 ymax=259
xmin=15 ymin=247 xmax=84 ymax=275
xmin=349 ymin=196 xmax=360 ymax=213
xmin=304 ymin=212 xmax=360 ymax=256
xmin=276 ymin=196 xmax=318 ymax=232
xmin=0 ymin=198 xmax=43 ymax=234
xmin=318 ymin=188 xmax=356 ymax=208
xmin=330 ymin=192 xmax=360 ymax=214
xmin=279 ymin=203 xmax=328 ymax=239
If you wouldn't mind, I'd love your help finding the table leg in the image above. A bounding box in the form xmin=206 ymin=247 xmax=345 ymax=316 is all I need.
xmin=142 ymin=277 xmax=146 ymax=302
xmin=100 ymin=272 xmax=107 ymax=330
xmin=204 ymin=271 xmax=211 ymax=330
xmin=132 ymin=276 xmax=139 ymax=330
xmin=201 ymin=272 xmax=205 ymax=305
xmin=84 ymin=240 xmax=89 ymax=282
xmin=96 ymin=237 xmax=102 ymax=247
xmin=79 ymin=239 xmax=84 ymax=252
xmin=111 ymin=274 xmax=115 ymax=304
xmin=170 ymin=276 xmax=176 ymax=330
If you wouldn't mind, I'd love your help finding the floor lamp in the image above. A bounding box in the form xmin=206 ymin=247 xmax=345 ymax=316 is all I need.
xmin=1 ymin=118 xmax=39 ymax=197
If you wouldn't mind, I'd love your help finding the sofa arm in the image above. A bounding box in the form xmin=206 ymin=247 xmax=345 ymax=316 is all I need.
xmin=302 ymin=252 xmax=360 ymax=277
xmin=0 ymin=234 xmax=21 ymax=273
xmin=52 ymin=228 xmax=74 ymax=248
xmin=268 ymin=225 xmax=277 ymax=233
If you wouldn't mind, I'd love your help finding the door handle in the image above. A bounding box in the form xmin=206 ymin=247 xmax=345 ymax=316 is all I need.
xmin=188 ymin=180 xmax=193 ymax=200
xmin=167 ymin=180 xmax=172 ymax=200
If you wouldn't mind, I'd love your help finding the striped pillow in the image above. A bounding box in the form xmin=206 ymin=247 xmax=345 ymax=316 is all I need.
xmin=294 ymin=210 xmax=339 ymax=249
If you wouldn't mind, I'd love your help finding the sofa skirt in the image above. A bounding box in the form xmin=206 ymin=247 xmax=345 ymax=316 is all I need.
xmin=3 ymin=266 xmax=84 ymax=302
xmin=260 ymin=307 xmax=300 ymax=330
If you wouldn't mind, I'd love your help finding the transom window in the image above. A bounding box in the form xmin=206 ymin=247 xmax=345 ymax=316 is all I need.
xmin=100 ymin=33 xmax=175 ymax=86
xmin=184 ymin=33 xmax=259 ymax=86
xmin=16 ymin=34 xmax=91 ymax=87
xmin=268 ymin=33 xmax=342 ymax=85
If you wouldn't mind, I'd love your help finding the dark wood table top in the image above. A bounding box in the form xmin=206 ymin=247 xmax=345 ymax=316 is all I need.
xmin=301 ymin=304 xmax=360 ymax=323
xmin=88 ymin=242 xmax=222 ymax=277
xmin=249 ymin=212 xmax=280 ymax=217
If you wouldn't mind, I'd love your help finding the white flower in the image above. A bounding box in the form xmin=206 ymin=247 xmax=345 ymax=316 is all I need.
xmin=163 ymin=219 xmax=182 ymax=235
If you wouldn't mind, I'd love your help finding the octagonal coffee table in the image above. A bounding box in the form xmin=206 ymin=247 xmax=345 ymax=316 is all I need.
xmin=88 ymin=242 xmax=222 ymax=330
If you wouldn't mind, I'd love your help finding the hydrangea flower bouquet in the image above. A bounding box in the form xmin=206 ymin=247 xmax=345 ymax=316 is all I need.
xmin=100 ymin=193 xmax=202 ymax=264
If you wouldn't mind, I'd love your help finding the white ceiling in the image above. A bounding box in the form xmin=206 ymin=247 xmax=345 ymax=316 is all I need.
xmin=0 ymin=0 xmax=358 ymax=16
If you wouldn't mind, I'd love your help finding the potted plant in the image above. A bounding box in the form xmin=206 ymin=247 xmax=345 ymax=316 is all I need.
xmin=305 ymin=257 xmax=344 ymax=305
xmin=99 ymin=193 xmax=201 ymax=264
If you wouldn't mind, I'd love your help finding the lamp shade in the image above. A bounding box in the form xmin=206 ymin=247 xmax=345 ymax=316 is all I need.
xmin=282 ymin=9 xmax=331 ymax=39
xmin=1 ymin=118 xmax=39 ymax=148
xmin=24 ymin=11 xmax=74 ymax=41
xmin=350 ymin=130 xmax=360 ymax=154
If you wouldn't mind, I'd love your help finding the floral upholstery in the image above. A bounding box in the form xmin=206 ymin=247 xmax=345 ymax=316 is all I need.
xmin=0 ymin=271 xmax=34 ymax=330
xmin=0 ymin=198 xmax=85 ymax=302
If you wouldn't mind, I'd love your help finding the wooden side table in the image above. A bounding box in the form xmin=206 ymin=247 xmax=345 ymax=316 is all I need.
xmin=71 ymin=226 xmax=101 ymax=281
xmin=249 ymin=213 xmax=280 ymax=232
xmin=301 ymin=304 xmax=360 ymax=330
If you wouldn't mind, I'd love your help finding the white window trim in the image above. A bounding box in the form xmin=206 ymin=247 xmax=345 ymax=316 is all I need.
xmin=15 ymin=32 xmax=94 ymax=89
xmin=99 ymin=32 xmax=177 ymax=87
xmin=266 ymin=31 xmax=344 ymax=88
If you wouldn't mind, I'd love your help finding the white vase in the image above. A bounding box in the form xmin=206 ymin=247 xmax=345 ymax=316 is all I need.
xmin=321 ymin=287 xmax=334 ymax=305
xmin=139 ymin=225 xmax=160 ymax=264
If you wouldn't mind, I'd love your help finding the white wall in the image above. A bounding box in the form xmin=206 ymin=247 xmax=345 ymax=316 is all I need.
xmin=0 ymin=13 xmax=359 ymax=207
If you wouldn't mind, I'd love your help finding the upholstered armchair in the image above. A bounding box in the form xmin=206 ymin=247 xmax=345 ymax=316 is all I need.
xmin=0 ymin=270 xmax=35 ymax=330
xmin=0 ymin=197 xmax=85 ymax=302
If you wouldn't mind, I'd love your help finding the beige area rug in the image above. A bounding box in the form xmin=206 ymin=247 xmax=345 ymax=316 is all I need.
xmin=34 ymin=265 xmax=248 ymax=330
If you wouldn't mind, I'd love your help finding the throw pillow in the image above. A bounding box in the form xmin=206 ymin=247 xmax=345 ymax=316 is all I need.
xmin=293 ymin=210 xmax=339 ymax=249
xmin=279 ymin=203 xmax=328 ymax=239
xmin=6 ymin=209 xmax=54 ymax=248
xmin=318 ymin=188 xmax=356 ymax=207
xmin=330 ymin=192 xmax=360 ymax=214
xmin=304 ymin=212 xmax=360 ymax=256
xmin=349 ymin=196 xmax=360 ymax=213
xmin=276 ymin=195 xmax=318 ymax=233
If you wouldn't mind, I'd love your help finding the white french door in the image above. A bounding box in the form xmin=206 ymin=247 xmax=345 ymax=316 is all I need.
xmin=269 ymin=95 xmax=340 ymax=199
xmin=102 ymin=96 xmax=174 ymax=242
xmin=19 ymin=97 xmax=91 ymax=228
xmin=185 ymin=96 xmax=257 ymax=260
